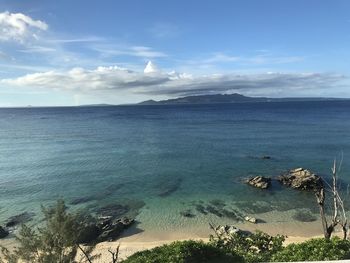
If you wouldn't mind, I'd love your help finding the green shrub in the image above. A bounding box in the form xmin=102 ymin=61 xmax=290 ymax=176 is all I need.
xmin=122 ymin=240 xmax=244 ymax=263
xmin=0 ymin=200 xmax=98 ymax=263
xmin=209 ymin=230 xmax=285 ymax=263
xmin=272 ymin=237 xmax=350 ymax=262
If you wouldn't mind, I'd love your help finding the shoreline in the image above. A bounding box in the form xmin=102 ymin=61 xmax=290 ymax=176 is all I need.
xmin=1 ymin=222 xmax=344 ymax=261
xmin=90 ymin=231 xmax=343 ymax=262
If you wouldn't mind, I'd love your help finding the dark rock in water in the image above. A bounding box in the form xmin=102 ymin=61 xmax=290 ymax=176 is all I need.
xmin=70 ymin=196 xmax=95 ymax=205
xmin=105 ymin=183 xmax=125 ymax=194
xmin=93 ymin=200 xmax=145 ymax=221
xmin=246 ymin=176 xmax=271 ymax=189
xmin=236 ymin=201 xmax=274 ymax=214
xmin=95 ymin=204 xmax=129 ymax=219
xmin=78 ymin=216 xmax=135 ymax=244
xmin=0 ymin=226 xmax=9 ymax=239
xmin=5 ymin=212 xmax=35 ymax=228
xmin=180 ymin=209 xmax=195 ymax=218
xmin=195 ymin=204 xmax=208 ymax=215
xmin=98 ymin=217 xmax=135 ymax=242
xmin=209 ymin=199 xmax=226 ymax=208
xmin=206 ymin=205 xmax=223 ymax=217
xmin=278 ymin=168 xmax=323 ymax=191
xmin=157 ymin=178 xmax=182 ymax=197
xmin=221 ymin=209 xmax=241 ymax=221
xmin=98 ymin=222 xmax=124 ymax=241
xmin=292 ymin=209 xmax=317 ymax=222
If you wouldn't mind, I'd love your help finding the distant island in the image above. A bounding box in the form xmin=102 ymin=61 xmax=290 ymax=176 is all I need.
xmin=138 ymin=93 xmax=344 ymax=105
xmin=75 ymin=93 xmax=347 ymax=107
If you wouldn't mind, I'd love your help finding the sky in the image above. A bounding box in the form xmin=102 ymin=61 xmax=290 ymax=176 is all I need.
xmin=0 ymin=0 xmax=349 ymax=106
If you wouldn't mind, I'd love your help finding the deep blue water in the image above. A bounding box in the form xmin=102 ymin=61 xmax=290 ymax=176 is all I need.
xmin=1 ymin=100 xmax=350 ymax=232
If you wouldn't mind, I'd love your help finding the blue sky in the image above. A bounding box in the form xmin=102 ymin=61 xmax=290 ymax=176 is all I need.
xmin=0 ymin=0 xmax=349 ymax=106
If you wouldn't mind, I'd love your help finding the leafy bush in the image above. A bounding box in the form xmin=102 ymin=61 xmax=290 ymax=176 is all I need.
xmin=123 ymin=240 xmax=244 ymax=263
xmin=209 ymin=229 xmax=285 ymax=263
xmin=271 ymin=237 xmax=350 ymax=262
xmin=0 ymin=200 xmax=98 ymax=263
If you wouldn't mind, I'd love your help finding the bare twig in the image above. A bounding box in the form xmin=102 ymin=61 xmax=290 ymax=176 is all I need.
xmin=315 ymin=158 xmax=348 ymax=240
xmin=108 ymin=244 xmax=120 ymax=263
xmin=78 ymin=245 xmax=93 ymax=263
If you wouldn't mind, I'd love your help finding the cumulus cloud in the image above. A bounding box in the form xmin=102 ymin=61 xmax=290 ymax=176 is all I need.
xmin=144 ymin=61 xmax=159 ymax=74
xmin=1 ymin=62 xmax=345 ymax=98
xmin=0 ymin=11 xmax=48 ymax=43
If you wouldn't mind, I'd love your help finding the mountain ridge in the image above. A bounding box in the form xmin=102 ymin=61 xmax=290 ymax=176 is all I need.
xmin=138 ymin=93 xmax=343 ymax=105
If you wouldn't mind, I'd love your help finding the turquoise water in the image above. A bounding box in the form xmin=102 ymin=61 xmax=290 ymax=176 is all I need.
xmin=1 ymin=101 xmax=350 ymax=235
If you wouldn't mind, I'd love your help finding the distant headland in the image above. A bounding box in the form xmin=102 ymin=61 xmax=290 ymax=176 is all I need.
xmin=137 ymin=93 xmax=345 ymax=105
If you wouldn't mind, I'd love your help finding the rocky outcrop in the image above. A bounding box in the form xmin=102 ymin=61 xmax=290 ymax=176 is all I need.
xmin=246 ymin=176 xmax=271 ymax=189
xmin=78 ymin=216 xmax=134 ymax=244
xmin=244 ymin=216 xmax=257 ymax=224
xmin=0 ymin=226 xmax=9 ymax=239
xmin=215 ymin=225 xmax=241 ymax=236
xmin=277 ymin=168 xmax=323 ymax=191
xmin=98 ymin=217 xmax=134 ymax=242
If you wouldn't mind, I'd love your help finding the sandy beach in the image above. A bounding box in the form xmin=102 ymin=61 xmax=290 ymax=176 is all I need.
xmin=0 ymin=218 xmax=345 ymax=262
xmin=84 ymin=221 xmax=344 ymax=261
xmin=90 ymin=232 xmax=342 ymax=262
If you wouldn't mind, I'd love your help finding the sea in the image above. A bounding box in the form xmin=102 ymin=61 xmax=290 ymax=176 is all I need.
xmin=1 ymin=100 xmax=350 ymax=238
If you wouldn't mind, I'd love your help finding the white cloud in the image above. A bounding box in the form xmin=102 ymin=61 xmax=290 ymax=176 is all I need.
xmin=1 ymin=62 xmax=345 ymax=99
xmin=47 ymin=36 xmax=104 ymax=44
xmin=202 ymin=53 xmax=241 ymax=63
xmin=92 ymin=45 xmax=167 ymax=58
xmin=187 ymin=52 xmax=304 ymax=67
xmin=0 ymin=11 xmax=48 ymax=43
xmin=144 ymin=61 xmax=159 ymax=74
xmin=19 ymin=46 xmax=56 ymax=53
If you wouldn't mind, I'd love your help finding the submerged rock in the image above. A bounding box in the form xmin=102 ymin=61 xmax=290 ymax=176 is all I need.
xmin=278 ymin=168 xmax=323 ymax=191
xmin=5 ymin=212 xmax=35 ymax=228
xmin=70 ymin=196 xmax=95 ymax=205
xmin=105 ymin=183 xmax=125 ymax=194
xmin=180 ymin=209 xmax=196 ymax=218
xmin=95 ymin=204 xmax=129 ymax=219
xmin=292 ymin=209 xmax=317 ymax=222
xmin=157 ymin=178 xmax=182 ymax=197
xmin=206 ymin=205 xmax=223 ymax=217
xmin=246 ymin=176 xmax=271 ymax=189
xmin=0 ymin=226 xmax=9 ymax=239
xmin=209 ymin=199 xmax=226 ymax=208
xmin=195 ymin=204 xmax=208 ymax=215
xmin=221 ymin=209 xmax=242 ymax=221
xmin=93 ymin=200 xmax=145 ymax=222
xmin=236 ymin=201 xmax=275 ymax=214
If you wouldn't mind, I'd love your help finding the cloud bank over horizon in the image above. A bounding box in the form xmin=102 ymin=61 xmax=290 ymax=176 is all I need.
xmin=1 ymin=62 xmax=346 ymax=102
